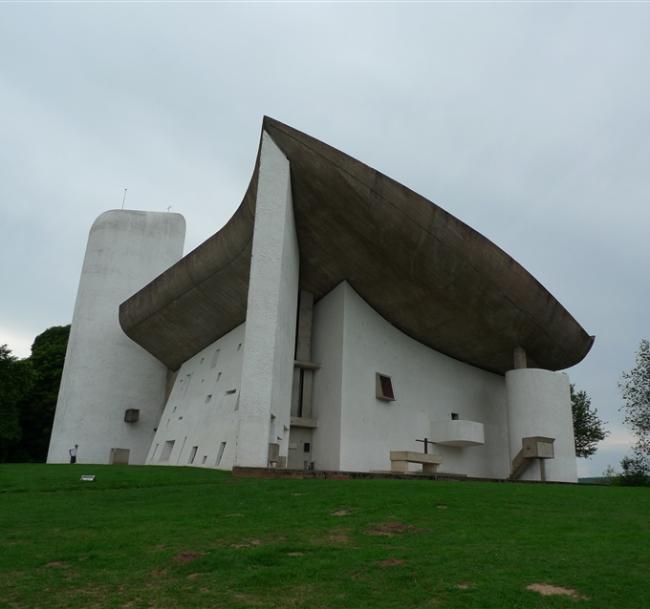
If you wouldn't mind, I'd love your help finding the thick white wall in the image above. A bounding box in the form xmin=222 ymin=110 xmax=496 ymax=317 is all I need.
xmin=310 ymin=284 xmax=345 ymax=471
xmin=506 ymin=369 xmax=577 ymax=482
xmin=47 ymin=210 xmax=185 ymax=465
xmin=236 ymin=131 xmax=300 ymax=467
xmin=312 ymin=282 xmax=510 ymax=477
xmin=146 ymin=323 xmax=245 ymax=469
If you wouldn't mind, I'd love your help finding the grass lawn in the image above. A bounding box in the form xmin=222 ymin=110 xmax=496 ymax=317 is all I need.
xmin=0 ymin=465 xmax=648 ymax=609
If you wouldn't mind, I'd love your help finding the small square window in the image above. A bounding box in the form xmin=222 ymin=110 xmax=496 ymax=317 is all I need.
xmin=375 ymin=373 xmax=395 ymax=401
xmin=451 ymin=412 xmax=459 ymax=420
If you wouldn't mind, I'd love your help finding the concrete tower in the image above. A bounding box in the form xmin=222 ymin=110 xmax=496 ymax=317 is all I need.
xmin=47 ymin=210 xmax=185 ymax=465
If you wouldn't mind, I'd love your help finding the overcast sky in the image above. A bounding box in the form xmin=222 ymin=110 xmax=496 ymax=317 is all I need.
xmin=1 ymin=3 xmax=648 ymax=477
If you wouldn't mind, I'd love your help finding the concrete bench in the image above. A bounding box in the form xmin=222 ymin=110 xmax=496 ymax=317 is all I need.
xmin=390 ymin=451 xmax=443 ymax=474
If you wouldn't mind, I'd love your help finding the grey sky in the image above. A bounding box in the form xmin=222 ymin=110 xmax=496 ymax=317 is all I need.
xmin=1 ymin=3 xmax=648 ymax=476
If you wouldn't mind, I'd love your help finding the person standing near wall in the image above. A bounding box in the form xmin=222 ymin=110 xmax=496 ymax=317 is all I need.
xmin=69 ymin=444 xmax=78 ymax=464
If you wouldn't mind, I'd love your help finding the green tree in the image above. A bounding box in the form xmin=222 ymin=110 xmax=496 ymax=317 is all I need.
xmin=0 ymin=345 xmax=33 ymax=461
xmin=12 ymin=325 xmax=70 ymax=462
xmin=571 ymin=384 xmax=609 ymax=458
xmin=619 ymin=338 xmax=650 ymax=483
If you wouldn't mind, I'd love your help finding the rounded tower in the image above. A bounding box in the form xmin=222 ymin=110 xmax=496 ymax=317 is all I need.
xmin=505 ymin=368 xmax=578 ymax=482
xmin=47 ymin=210 xmax=185 ymax=465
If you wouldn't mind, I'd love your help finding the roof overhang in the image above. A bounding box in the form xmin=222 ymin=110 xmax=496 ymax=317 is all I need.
xmin=119 ymin=117 xmax=594 ymax=374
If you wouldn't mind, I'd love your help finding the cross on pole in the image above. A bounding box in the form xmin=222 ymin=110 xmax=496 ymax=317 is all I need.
xmin=415 ymin=437 xmax=433 ymax=454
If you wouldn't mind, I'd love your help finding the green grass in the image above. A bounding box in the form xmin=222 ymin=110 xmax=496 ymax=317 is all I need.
xmin=1 ymin=465 xmax=648 ymax=609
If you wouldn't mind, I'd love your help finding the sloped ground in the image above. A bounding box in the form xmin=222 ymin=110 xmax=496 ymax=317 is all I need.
xmin=0 ymin=464 xmax=648 ymax=609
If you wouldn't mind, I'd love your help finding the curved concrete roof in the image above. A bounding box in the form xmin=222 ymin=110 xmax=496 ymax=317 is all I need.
xmin=119 ymin=117 xmax=594 ymax=374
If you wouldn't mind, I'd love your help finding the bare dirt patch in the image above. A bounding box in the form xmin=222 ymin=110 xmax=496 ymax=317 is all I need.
xmin=378 ymin=558 xmax=405 ymax=567
xmin=456 ymin=582 xmax=474 ymax=590
xmin=366 ymin=521 xmax=419 ymax=536
xmin=186 ymin=573 xmax=201 ymax=580
xmin=44 ymin=561 xmax=70 ymax=569
xmin=230 ymin=539 xmax=263 ymax=549
xmin=328 ymin=531 xmax=350 ymax=544
xmin=331 ymin=509 xmax=350 ymax=517
xmin=232 ymin=592 xmax=265 ymax=606
xmin=287 ymin=551 xmax=305 ymax=557
xmin=527 ymin=583 xmax=588 ymax=600
xmin=172 ymin=550 xmax=205 ymax=564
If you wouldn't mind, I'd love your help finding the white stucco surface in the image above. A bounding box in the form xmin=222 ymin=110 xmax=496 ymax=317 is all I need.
xmin=310 ymin=282 xmax=511 ymax=478
xmin=145 ymin=323 xmax=246 ymax=469
xmin=236 ymin=131 xmax=300 ymax=467
xmin=310 ymin=284 xmax=345 ymax=471
xmin=506 ymin=368 xmax=577 ymax=482
xmin=47 ymin=210 xmax=185 ymax=465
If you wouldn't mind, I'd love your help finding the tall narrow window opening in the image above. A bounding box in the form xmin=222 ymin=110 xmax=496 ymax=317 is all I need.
xmin=188 ymin=446 xmax=198 ymax=464
xmin=216 ymin=442 xmax=227 ymax=466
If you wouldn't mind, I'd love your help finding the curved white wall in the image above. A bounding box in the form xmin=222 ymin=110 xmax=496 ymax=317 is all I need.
xmin=312 ymin=282 xmax=510 ymax=478
xmin=505 ymin=368 xmax=577 ymax=482
xmin=47 ymin=210 xmax=185 ymax=465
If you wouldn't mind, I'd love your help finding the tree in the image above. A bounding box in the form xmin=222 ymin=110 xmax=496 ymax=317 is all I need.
xmin=0 ymin=345 xmax=33 ymax=461
xmin=619 ymin=339 xmax=650 ymax=482
xmin=571 ymin=384 xmax=609 ymax=458
xmin=12 ymin=325 xmax=70 ymax=462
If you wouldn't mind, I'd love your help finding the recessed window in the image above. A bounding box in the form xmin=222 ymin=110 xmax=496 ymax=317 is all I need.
xmin=200 ymin=357 xmax=205 ymax=365
xmin=304 ymin=442 xmax=311 ymax=453
xmin=201 ymin=455 xmax=207 ymax=465
xmin=159 ymin=440 xmax=175 ymax=462
xmin=211 ymin=348 xmax=220 ymax=369
xmin=216 ymin=441 xmax=227 ymax=466
xmin=217 ymin=372 xmax=222 ymax=381
xmin=188 ymin=446 xmax=198 ymax=464
xmin=237 ymin=343 xmax=242 ymax=351
xmin=225 ymin=388 xmax=237 ymax=395
xmin=205 ymin=394 xmax=213 ymax=404
xmin=124 ymin=408 xmax=139 ymax=423
xmin=451 ymin=412 xmax=459 ymax=420
xmin=375 ymin=373 xmax=395 ymax=401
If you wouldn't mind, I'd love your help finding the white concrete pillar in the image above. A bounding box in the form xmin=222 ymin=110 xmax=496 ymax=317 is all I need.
xmin=47 ymin=210 xmax=186 ymax=465
xmin=513 ymin=346 xmax=527 ymax=369
xmin=505 ymin=368 xmax=577 ymax=482
xmin=236 ymin=132 xmax=300 ymax=467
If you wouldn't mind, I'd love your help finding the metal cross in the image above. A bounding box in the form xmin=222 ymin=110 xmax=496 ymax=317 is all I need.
xmin=415 ymin=437 xmax=433 ymax=454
